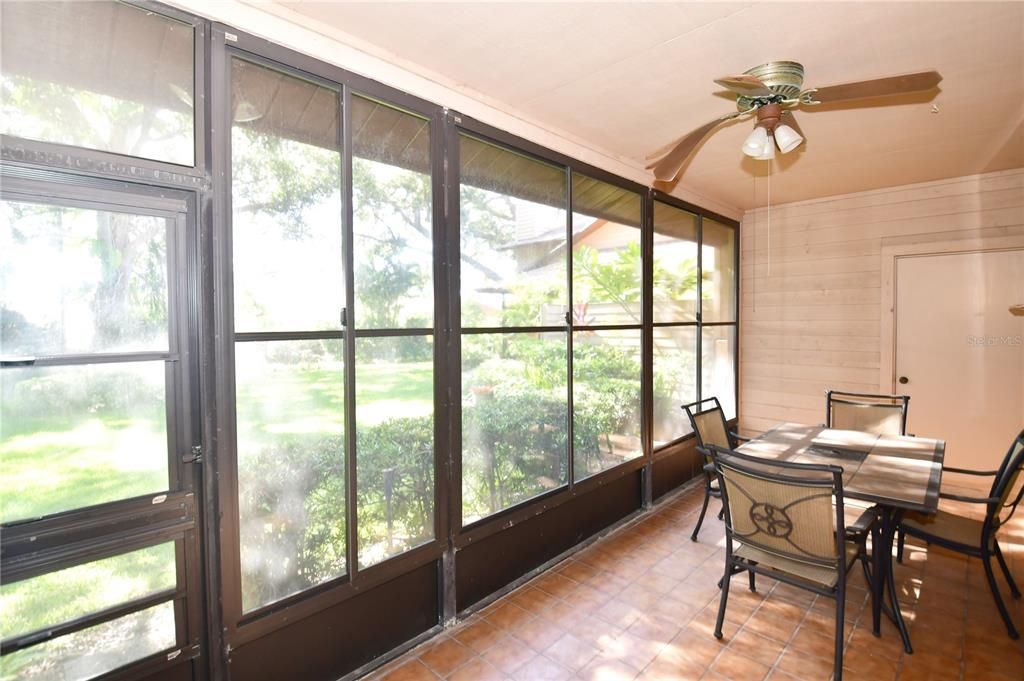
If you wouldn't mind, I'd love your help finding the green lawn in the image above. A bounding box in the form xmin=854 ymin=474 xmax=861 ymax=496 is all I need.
xmin=356 ymin=361 xmax=433 ymax=424
xmin=231 ymin=359 xmax=432 ymax=442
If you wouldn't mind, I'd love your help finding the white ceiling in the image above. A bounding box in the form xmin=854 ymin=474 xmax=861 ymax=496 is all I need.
xmin=268 ymin=1 xmax=1023 ymax=211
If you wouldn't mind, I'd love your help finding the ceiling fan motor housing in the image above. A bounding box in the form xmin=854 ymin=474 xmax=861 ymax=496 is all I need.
xmin=755 ymin=103 xmax=783 ymax=130
xmin=737 ymin=61 xmax=805 ymax=110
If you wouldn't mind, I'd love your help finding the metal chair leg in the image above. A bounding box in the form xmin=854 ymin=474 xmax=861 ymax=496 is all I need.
xmin=834 ymin=589 xmax=846 ymax=681
xmin=859 ymin=554 xmax=873 ymax=591
xmin=896 ymin=529 xmax=905 ymax=564
xmin=994 ymin=541 xmax=1021 ymax=599
xmin=717 ymin=505 xmax=725 ymax=521
xmin=748 ymin=569 xmax=756 ymax=592
xmin=983 ymin=552 xmax=1021 ymax=639
xmin=715 ymin=559 xmax=732 ymax=639
xmin=691 ymin=490 xmax=711 ymax=542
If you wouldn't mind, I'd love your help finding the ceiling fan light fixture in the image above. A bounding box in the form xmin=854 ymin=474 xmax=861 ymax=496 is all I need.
xmin=755 ymin=133 xmax=776 ymax=161
xmin=646 ymin=63 xmax=942 ymax=184
xmin=742 ymin=125 xmax=769 ymax=157
xmin=774 ymin=123 xmax=803 ymax=153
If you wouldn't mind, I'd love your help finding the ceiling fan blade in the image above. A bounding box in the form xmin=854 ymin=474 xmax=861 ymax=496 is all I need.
xmin=805 ymin=70 xmax=942 ymax=105
xmin=713 ymin=74 xmax=773 ymax=98
xmin=645 ymin=130 xmax=694 ymax=161
xmin=647 ymin=113 xmax=743 ymax=182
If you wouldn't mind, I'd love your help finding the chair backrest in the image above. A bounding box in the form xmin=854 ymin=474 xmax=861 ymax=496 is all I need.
xmin=704 ymin=445 xmax=845 ymax=572
xmin=826 ymin=390 xmax=909 ymax=436
xmin=991 ymin=430 xmax=1024 ymax=529
xmin=681 ymin=397 xmax=732 ymax=452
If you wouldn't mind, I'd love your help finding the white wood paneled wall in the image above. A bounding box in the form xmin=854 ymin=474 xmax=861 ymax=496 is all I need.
xmin=739 ymin=168 xmax=1024 ymax=434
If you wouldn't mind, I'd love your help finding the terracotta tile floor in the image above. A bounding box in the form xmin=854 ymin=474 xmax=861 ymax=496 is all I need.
xmin=369 ymin=480 xmax=1024 ymax=681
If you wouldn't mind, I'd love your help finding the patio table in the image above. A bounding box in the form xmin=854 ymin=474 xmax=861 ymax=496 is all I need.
xmin=736 ymin=422 xmax=945 ymax=654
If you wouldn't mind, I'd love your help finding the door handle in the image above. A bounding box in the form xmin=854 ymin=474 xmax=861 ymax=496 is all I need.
xmin=898 ymin=376 xmax=909 ymax=385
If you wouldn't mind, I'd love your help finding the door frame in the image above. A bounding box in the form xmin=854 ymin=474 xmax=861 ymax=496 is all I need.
xmin=0 ymin=167 xmax=207 ymax=681
xmin=879 ymin=233 xmax=1024 ymax=393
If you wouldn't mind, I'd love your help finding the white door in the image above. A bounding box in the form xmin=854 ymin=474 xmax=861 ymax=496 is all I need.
xmin=895 ymin=249 xmax=1024 ymax=470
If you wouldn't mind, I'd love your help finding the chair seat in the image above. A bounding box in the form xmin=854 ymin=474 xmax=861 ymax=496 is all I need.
xmin=734 ymin=541 xmax=861 ymax=588
xmin=901 ymin=509 xmax=988 ymax=549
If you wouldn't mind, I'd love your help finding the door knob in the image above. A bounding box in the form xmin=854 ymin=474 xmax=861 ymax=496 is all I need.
xmin=898 ymin=376 xmax=909 ymax=385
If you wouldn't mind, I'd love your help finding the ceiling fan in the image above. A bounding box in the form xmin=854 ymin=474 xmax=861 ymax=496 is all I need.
xmin=647 ymin=61 xmax=942 ymax=184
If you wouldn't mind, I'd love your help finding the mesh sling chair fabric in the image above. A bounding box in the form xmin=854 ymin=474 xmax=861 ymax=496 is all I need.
xmin=682 ymin=397 xmax=748 ymax=541
xmin=827 ymin=390 xmax=908 ymax=544
xmin=898 ymin=430 xmax=1024 ymax=639
xmin=826 ymin=390 xmax=910 ymax=436
xmin=705 ymin=445 xmax=871 ymax=681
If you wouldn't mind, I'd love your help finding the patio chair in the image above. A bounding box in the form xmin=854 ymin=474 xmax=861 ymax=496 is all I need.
xmin=681 ymin=397 xmax=749 ymax=541
xmin=826 ymin=389 xmax=910 ymax=435
xmin=897 ymin=429 xmax=1024 ymax=639
xmin=705 ymin=445 xmax=873 ymax=681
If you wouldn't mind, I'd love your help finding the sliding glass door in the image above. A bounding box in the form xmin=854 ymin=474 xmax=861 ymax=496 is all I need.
xmin=224 ymin=55 xmax=440 ymax=623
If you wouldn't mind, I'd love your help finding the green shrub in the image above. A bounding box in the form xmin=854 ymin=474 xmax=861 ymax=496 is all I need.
xmin=238 ymin=417 xmax=436 ymax=607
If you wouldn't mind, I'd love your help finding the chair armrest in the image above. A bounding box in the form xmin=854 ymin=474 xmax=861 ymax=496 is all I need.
xmin=845 ymin=507 xmax=879 ymax=538
xmin=729 ymin=431 xmax=751 ymax=443
xmin=943 ymin=466 xmax=999 ymax=476
xmin=938 ymin=491 xmax=999 ymax=505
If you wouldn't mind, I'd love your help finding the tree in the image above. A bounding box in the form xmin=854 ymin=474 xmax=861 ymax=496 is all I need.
xmin=351 ymin=158 xmax=429 ymax=329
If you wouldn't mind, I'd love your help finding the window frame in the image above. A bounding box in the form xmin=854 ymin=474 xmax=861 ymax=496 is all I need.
xmin=651 ymin=189 xmax=741 ymax=455
xmin=211 ymin=29 xmax=451 ymax=646
xmin=447 ymin=116 xmax=654 ymax=546
xmin=0 ymin=168 xmax=205 ymax=680
xmin=569 ymin=170 xmax=645 ymax=483
xmin=0 ymin=0 xmax=207 ymax=182
xmin=446 ymin=119 xmax=741 ymax=547
xmin=454 ymin=129 xmax=573 ymax=526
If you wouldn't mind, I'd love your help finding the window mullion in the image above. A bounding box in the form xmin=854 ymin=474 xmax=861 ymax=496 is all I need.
xmin=341 ymin=84 xmax=359 ymax=584
xmin=696 ymin=212 xmax=704 ymax=405
xmin=566 ymin=167 xmax=575 ymax=491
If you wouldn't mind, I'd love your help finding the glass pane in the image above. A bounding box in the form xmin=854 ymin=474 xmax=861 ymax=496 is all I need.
xmin=652 ymin=327 xmax=697 ymax=446
xmin=352 ymin=96 xmax=433 ymax=330
xmin=571 ymin=175 xmax=641 ymax=325
xmin=0 ymin=2 xmax=194 ymax=166
xmin=703 ymin=220 xmax=737 ymax=323
xmin=356 ymin=336 xmax=434 ymax=567
xmin=235 ymin=340 xmax=346 ymax=612
xmin=231 ymin=59 xmax=343 ymax=333
xmin=573 ymin=329 xmax=641 ymax=481
xmin=462 ymin=333 xmax=568 ymax=523
xmin=0 ymin=362 xmax=168 ymax=523
xmin=652 ymin=202 xmax=699 ymax=323
xmin=1 ymin=543 xmax=175 ymax=642
xmin=0 ymin=601 xmax=176 ymax=681
xmin=459 ymin=134 xmax=567 ymax=328
xmin=1 ymin=201 xmax=170 ymax=357
xmin=703 ymin=326 xmax=737 ymax=420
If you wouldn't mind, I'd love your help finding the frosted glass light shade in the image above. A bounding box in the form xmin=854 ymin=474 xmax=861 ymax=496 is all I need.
xmin=774 ymin=123 xmax=803 ymax=153
xmin=742 ymin=126 xmax=768 ymax=156
xmin=755 ymin=134 xmax=776 ymax=160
